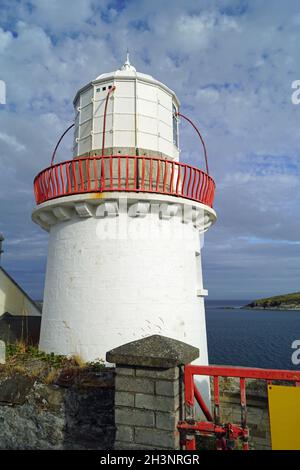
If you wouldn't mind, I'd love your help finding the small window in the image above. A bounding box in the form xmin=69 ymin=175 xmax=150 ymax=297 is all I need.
xmin=108 ymin=85 xmax=112 ymax=90
xmin=96 ymin=88 xmax=100 ymax=92
xmin=102 ymin=86 xmax=106 ymax=91
xmin=173 ymin=104 xmax=179 ymax=147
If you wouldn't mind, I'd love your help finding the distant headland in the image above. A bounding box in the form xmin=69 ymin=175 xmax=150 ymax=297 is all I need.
xmin=243 ymin=292 xmax=300 ymax=310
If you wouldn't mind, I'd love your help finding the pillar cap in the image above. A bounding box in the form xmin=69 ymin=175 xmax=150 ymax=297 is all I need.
xmin=106 ymin=335 xmax=199 ymax=368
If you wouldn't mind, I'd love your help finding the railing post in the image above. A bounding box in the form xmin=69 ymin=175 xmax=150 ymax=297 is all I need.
xmin=213 ymin=376 xmax=220 ymax=424
xmin=184 ymin=366 xmax=195 ymax=421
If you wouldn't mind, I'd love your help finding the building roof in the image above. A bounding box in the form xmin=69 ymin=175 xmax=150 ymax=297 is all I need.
xmin=94 ymin=52 xmax=153 ymax=81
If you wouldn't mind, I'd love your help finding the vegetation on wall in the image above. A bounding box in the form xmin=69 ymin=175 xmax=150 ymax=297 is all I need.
xmin=2 ymin=342 xmax=105 ymax=385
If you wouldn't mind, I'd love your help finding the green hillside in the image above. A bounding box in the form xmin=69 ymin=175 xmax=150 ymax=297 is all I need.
xmin=244 ymin=292 xmax=300 ymax=310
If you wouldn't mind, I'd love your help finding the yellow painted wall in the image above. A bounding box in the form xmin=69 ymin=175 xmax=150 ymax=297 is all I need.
xmin=0 ymin=269 xmax=40 ymax=317
xmin=268 ymin=384 xmax=300 ymax=450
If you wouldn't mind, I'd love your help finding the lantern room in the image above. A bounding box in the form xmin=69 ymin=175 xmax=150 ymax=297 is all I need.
xmin=73 ymin=53 xmax=180 ymax=161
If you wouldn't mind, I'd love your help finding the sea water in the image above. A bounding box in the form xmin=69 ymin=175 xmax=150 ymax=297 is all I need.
xmin=205 ymin=300 xmax=300 ymax=370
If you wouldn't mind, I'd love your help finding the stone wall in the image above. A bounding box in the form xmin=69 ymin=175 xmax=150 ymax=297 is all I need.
xmin=0 ymin=368 xmax=115 ymax=450
xmin=114 ymin=365 xmax=182 ymax=450
xmin=0 ymin=337 xmax=273 ymax=450
xmin=216 ymin=379 xmax=271 ymax=450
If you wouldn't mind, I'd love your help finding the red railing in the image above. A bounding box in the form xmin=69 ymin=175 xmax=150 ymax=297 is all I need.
xmin=178 ymin=364 xmax=300 ymax=450
xmin=33 ymin=155 xmax=215 ymax=207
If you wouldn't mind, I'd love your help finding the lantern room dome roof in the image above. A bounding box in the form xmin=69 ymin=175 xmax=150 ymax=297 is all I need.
xmin=94 ymin=52 xmax=153 ymax=81
xmin=73 ymin=53 xmax=179 ymax=105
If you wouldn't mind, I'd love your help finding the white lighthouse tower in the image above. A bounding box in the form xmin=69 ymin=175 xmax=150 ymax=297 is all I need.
xmin=32 ymin=55 xmax=216 ymax=372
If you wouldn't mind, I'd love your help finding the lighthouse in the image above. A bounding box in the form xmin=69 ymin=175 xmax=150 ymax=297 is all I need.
xmin=32 ymin=55 xmax=216 ymax=372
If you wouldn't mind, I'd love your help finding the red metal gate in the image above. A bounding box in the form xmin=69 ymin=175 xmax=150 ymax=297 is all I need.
xmin=178 ymin=365 xmax=300 ymax=450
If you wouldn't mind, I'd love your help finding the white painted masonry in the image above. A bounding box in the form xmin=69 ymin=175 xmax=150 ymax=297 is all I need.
xmin=38 ymin=194 xmax=215 ymax=362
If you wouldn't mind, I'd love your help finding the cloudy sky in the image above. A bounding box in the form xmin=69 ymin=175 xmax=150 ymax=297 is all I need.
xmin=0 ymin=0 xmax=299 ymax=301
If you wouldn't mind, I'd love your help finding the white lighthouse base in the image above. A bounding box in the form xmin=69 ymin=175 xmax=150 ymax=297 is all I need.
xmin=33 ymin=193 xmax=216 ymax=404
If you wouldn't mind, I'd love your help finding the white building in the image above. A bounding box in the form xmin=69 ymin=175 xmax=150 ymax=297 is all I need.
xmin=0 ymin=266 xmax=41 ymax=344
xmin=0 ymin=267 xmax=41 ymax=318
xmin=32 ymin=56 xmax=217 ymax=385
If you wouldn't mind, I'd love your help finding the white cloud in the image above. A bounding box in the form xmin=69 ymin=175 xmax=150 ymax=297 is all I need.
xmin=195 ymin=88 xmax=220 ymax=103
xmin=0 ymin=27 xmax=13 ymax=51
xmin=0 ymin=0 xmax=300 ymax=299
xmin=0 ymin=131 xmax=26 ymax=152
xmin=21 ymin=0 xmax=94 ymax=33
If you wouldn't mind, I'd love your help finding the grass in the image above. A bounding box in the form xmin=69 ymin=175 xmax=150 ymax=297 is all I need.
xmin=246 ymin=292 xmax=300 ymax=308
xmin=87 ymin=358 xmax=105 ymax=371
xmin=44 ymin=368 xmax=60 ymax=384
xmin=2 ymin=342 xmax=105 ymax=384
xmin=71 ymin=354 xmax=86 ymax=368
xmin=6 ymin=343 xmax=68 ymax=369
xmin=255 ymin=292 xmax=300 ymax=303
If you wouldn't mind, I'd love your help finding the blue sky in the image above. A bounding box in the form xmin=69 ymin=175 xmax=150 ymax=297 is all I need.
xmin=0 ymin=0 xmax=300 ymax=300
